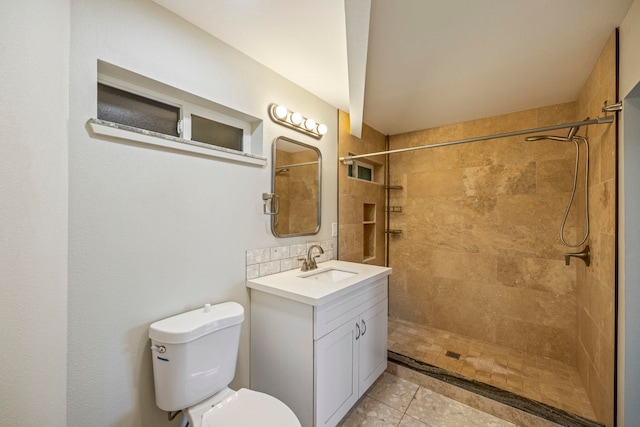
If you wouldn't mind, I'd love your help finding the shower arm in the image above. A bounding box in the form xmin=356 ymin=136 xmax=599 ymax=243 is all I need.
xmin=339 ymin=115 xmax=614 ymax=164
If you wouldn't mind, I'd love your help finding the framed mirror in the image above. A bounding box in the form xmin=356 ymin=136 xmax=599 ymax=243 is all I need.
xmin=271 ymin=136 xmax=321 ymax=237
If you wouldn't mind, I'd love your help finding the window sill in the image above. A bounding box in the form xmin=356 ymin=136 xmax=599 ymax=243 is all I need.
xmin=347 ymin=176 xmax=384 ymax=185
xmin=87 ymin=118 xmax=267 ymax=166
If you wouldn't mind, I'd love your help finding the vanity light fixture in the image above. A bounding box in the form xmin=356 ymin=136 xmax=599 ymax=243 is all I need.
xmin=268 ymin=103 xmax=327 ymax=139
xmin=304 ymin=118 xmax=316 ymax=131
xmin=290 ymin=112 xmax=303 ymax=125
xmin=274 ymin=104 xmax=288 ymax=120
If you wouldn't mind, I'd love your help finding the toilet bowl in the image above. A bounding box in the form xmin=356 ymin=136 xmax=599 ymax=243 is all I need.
xmin=184 ymin=388 xmax=300 ymax=427
xmin=149 ymin=302 xmax=300 ymax=427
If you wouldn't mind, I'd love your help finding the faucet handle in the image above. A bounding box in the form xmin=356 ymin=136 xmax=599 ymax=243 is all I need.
xmin=298 ymin=258 xmax=309 ymax=272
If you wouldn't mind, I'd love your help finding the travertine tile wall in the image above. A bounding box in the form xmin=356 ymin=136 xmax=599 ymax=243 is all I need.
xmin=338 ymin=110 xmax=387 ymax=266
xmin=575 ymin=32 xmax=617 ymax=427
xmin=336 ymin=34 xmax=616 ymax=426
xmin=387 ymin=102 xmax=581 ymax=365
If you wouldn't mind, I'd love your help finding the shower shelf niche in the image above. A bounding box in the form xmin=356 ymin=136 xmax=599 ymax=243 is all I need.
xmin=363 ymin=203 xmax=376 ymax=262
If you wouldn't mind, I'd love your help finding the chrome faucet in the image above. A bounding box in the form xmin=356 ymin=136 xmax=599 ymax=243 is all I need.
xmin=299 ymin=244 xmax=325 ymax=271
xmin=565 ymin=245 xmax=590 ymax=266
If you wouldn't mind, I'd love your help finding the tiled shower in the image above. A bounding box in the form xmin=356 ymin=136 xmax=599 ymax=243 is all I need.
xmin=339 ymin=32 xmax=617 ymax=427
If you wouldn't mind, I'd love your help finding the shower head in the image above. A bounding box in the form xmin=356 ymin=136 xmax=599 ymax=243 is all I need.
xmin=524 ymin=126 xmax=580 ymax=142
xmin=525 ymin=135 xmax=570 ymax=142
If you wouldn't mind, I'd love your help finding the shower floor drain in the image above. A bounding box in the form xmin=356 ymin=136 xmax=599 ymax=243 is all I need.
xmin=445 ymin=351 xmax=461 ymax=360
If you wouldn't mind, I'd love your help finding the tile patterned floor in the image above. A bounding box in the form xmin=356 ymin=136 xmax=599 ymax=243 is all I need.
xmin=387 ymin=318 xmax=597 ymax=421
xmin=339 ymin=372 xmax=516 ymax=427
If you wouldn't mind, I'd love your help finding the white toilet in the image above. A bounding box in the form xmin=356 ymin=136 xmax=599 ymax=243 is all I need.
xmin=149 ymin=302 xmax=301 ymax=427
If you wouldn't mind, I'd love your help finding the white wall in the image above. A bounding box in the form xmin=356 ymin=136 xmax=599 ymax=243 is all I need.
xmin=68 ymin=1 xmax=337 ymax=425
xmin=0 ymin=1 xmax=69 ymax=425
xmin=620 ymin=1 xmax=640 ymax=99
xmin=618 ymin=1 xmax=640 ymax=425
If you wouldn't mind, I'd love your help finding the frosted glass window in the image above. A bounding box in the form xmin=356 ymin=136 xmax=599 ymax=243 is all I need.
xmin=97 ymin=83 xmax=180 ymax=137
xmin=191 ymin=114 xmax=243 ymax=151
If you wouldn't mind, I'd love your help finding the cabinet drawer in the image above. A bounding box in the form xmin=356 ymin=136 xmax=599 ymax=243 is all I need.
xmin=314 ymin=277 xmax=388 ymax=340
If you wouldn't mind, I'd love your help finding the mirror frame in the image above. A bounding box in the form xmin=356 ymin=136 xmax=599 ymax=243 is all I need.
xmin=271 ymin=136 xmax=322 ymax=237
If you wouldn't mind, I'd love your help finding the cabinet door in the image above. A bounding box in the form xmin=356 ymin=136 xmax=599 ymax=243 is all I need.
xmin=358 ymin=300 xmax=388 ymax=394
xmin=315 ymin=318 xmax=358 ymax=427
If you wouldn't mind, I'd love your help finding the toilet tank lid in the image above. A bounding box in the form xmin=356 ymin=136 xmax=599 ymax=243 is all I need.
xmin=149 ymin=302 xmax=244 ymax=344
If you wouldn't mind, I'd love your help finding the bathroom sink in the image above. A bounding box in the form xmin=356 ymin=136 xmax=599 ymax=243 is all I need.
xmin=247 ymin=259 xmax=392 ymax=305
xmin=300 ymin=268 xmax=358 ymax=283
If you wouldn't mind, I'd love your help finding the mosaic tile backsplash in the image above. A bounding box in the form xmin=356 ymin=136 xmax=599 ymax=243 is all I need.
xmin=246 ymin=240 xmax=335 ymax=280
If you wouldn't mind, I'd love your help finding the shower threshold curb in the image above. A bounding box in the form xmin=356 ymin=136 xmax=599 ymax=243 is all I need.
xmin=387 ymin=350 xmax=604 ymax=427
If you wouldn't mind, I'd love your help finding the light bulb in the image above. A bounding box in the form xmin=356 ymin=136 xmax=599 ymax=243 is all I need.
xmin=290 ymin=112 xmax=303 ymax=125
xmin=317 ymin=123 xmax=328 ymax=135
xmin=304 ymin=118 xmax=316 ymax=130
xmin=274 ymin=105 xmax=288 ymax=120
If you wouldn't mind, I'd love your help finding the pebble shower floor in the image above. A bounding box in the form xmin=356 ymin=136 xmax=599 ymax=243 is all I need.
xmin=387 ymin=318 xmax=597 ymax=421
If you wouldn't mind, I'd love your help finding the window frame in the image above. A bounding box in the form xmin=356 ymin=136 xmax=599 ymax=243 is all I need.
xmin=95 ymin=60 xmax=267 ymax=165
xmin=348 ymin=159 xmax=375 ymax=183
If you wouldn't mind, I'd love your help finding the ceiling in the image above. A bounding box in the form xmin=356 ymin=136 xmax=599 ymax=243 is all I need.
xmin=153 ymin=0 xmax=633 ymax=136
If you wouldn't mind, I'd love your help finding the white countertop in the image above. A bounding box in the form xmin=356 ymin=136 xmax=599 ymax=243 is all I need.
xmin=246 ymin=260 xmax=392 ymax=306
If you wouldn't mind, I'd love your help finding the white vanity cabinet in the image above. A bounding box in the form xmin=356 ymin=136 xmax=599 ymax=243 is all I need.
xmin=315 ymin=293 xmax=387 ymax=426
xmin=247 ymin=262 xmax=390 ymax=427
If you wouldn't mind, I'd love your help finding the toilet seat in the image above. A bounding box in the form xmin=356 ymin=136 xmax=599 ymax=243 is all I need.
xmin=187 ymin=388 xmax=300 ymax=427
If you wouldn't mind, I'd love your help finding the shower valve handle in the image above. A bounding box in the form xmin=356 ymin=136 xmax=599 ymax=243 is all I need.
xmin=565 ymin=245 xmax=590 ymax=266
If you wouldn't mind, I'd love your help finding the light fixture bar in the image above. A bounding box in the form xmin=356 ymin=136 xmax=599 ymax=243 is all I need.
xmin=268 ymin=104 xmax=327 ymax=139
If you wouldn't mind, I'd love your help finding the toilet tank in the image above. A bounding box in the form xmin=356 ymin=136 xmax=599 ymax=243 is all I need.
xmin=149 ymin=302 xmax=244 ymax=411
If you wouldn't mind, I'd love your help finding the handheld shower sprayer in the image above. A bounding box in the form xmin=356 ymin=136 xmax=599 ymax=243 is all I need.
xmin=524 ymin=123 xmax=589 ymax=249
xmin=524 ymin=126 xmax=580 ymax=142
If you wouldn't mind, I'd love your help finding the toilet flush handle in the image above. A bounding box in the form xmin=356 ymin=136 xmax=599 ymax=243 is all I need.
xmin=150 ymin=345 xmax=166 ymax=353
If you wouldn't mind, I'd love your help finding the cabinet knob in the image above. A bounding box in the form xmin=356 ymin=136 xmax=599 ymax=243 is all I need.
xmin=355 ymin=322 xmax=360 ymax=340
xmin=361 ymin=319 xmax=366 ymax=336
